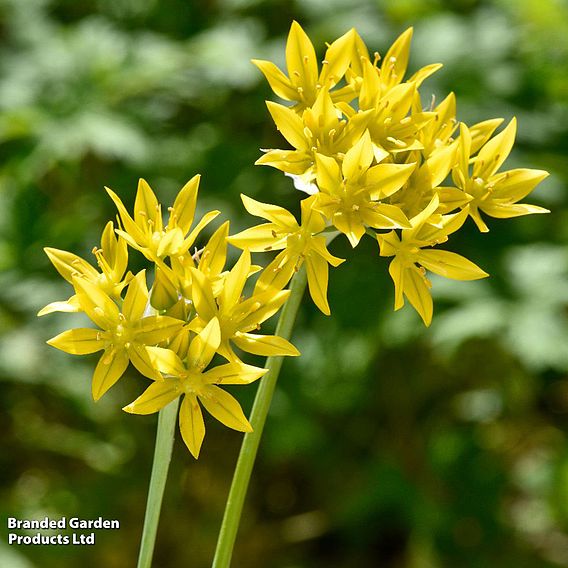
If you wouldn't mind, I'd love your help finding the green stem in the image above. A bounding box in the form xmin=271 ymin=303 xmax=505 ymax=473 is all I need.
xmin=212 ymin=266 xmax=308 ymax=568
xmin=137 ymin=398 xmax=181 ymax=568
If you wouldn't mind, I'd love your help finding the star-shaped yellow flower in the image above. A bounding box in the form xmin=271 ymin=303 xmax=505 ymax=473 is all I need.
xmin=252 ymin=21 xmax=355 ymax=110
xmin=47 ymin=271 xmax=184 ymax=400
xmin=39 ymin=221 xmax=131 ymax=316
xmin=256 ymin=88 xmax=372 ymax=189
xmin=313 ymin=131 xmax=414 ymax=246
xmin=377 ymin=195 xmax=488 ymax=325
xmin=123 ymin=318 xmax=267 ymax=458
xmin=189 ymin=250 xmax=299 ymax=361
xmin=228 ymin=194 xmax=344 ymax=315
xmin=106 ymin=176 xmax=219 ymax=261
xmin=452 ymin=120 xmax=549 ymax=232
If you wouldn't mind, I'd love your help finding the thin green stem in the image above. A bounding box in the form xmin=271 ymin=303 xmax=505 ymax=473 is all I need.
xmin=137 ymin=398 xmax=180 ymax=568
xmin=212 ymin=266 xmax=308 ymax=568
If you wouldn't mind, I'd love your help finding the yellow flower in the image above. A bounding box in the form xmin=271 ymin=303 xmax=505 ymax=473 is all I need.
xmin=313 ymin=131 xmax=414 ymax=246
xmin=189 ymin=250 xmax=299 ymax=361
xmin=375 ymin=28 xmax=442 ymax=95
xmin=377 ymin=195 xmax=488 ymax=325
xmin=47 ymin=271 xmax=184 ymax=400
xmin=415 ymin=92 xmax=503 ymax=160
xmin=256 ymin=88 xmax=372 ymax=188
xmin=391 ymin=141 xmax=460 ymax=218
xmin=123 ymin=318 xmax=266 ymax=458
xmin=310 ymin=27 xmax=441 ymax=111
xmin=452 ymin=120 xmax=549 ymax=232
xmin=106 ymin=176 xmax=219 ymax=261
xmin=228 ymin=194 xmax=344 ymax=315
xmin=39 ymin=221 xmax=131 ymax=316
xmin=357 ymin=69 xmax=434 ymax=158
xmin=252 ymin=21 xmax=355 ymax=110
xmin=150 ymin=221 xmax=232 ymax=311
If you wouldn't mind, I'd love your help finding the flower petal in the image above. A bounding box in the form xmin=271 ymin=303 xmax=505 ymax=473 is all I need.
xmin=106 ymin=186 xmax=147 ymax=245
xmin=241 ymin=194 xmax=299 ymax=230
xmin=47 ymin=328 xmax=104 ymax=355
xmin=122 ymin=270 xmax=149 ymax=321
xmin=199 ymin=221 xmax=229 ymax=278
xmin=204 ymin=362 xmax=268 ymax=385
xmin=73 ymin=277 xmax=120 ymax=329
xmin=182 ymin=210 xmax=221 ymax=252
xmin=38 ymin=297 xmax=80 ymax=317
xmin=232 ymin=332 xmax=300 ymax=357
xmin=123 ymin=379 xmax=179 ymax=414
xmin=417 ymin=250 xmax=489 ymax=280
xmin=228 ymin=223 xmax=287 ymax=252
xmin=220 ymin=250 xmax=251 ymax=310
xmin=252 ymin=59 xmax=297 ymax=101
xmin=44 ymin=247 xmax=98 ymax=284
xmin=474 ymin=118 xmax=516 ymax=179
xmin=179 ymin=395 xmax=205 ymax=458
xmin=305 ymin=253 xmax=331 ymax=315
xmin=134 ymin=178 xmax=161 ymax=232
xmin=129 ymin=342 xmax=162 ymax=380
xmin=188 ymin=317 xmax=221 ymax=370
xmin=190 ymin=267 xmax=217 ymax=321
xmin=199 ymin=385 xmax=252 ymax=432
xmin=92 ymin=349 xmax=129 ymax=401
xmin=342 ymin=130 xmax=374 ymax=181
xmin=319 ymin=28 xmax=355 ymax=89
xmin=146 ymin=346 xmax=186 ymax=376
xmin=266 ymin=101 xmax=308 ymax=150
xmin=381 ymin=27 xmax=413 ymax=88
xmin=286 ymin=21 xmax=318 ymax=93
xmin=403 ymin=266 xmax=433 ymax=326
xmin=171 ymin=175 xmax=200 ymax=234
xmin=366 ymin=162 xmax=416 ymax=199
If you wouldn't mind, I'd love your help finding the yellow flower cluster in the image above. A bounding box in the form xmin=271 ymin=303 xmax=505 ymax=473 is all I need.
xmin=41 ymin=22 xmax=549 ymax=457
xmin=41 ymin=178 xmax=299 ymax=458
xmin=248 ymin=21 xmax=549 ymax=325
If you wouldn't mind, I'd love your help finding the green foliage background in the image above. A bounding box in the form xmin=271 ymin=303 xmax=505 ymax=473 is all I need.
xmin=1 ymin=0 xmax=567 ymax=566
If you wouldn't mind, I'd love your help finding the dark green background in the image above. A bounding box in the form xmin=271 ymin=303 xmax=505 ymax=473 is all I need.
xmin=1 ymin=0 xmax=567 ymax=566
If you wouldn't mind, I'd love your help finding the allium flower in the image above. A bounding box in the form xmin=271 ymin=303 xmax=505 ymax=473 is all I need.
xmin=106 ymin=176 xmax=219 ymax=261
xmin=46 ymin=271 xmax=183 ymax=399
xmin=452 ymin=121 xmax=549 ymax=232
xmin=252 ymin=22 xmax=549 ymax=323
xmin=39 ymin=221 xmax=131 ymax=316
xmin=124 ymin=318 xmax=266 ymax=458
xmin=377 ymin=195 xmax=488 ymax=325
xmin=252 ymin=21 xmax=355 ymax=110
xmin=313 ymin=131 xmax=414 ymax=246
xmin=190 ymin=250 xmax=299 ymax=361
xmin=229 ymin=194 xmax=344 ymax=315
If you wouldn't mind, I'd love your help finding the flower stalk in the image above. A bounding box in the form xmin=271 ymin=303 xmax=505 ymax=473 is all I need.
xmin=212 ymin=266 xmax=308 ymax=568
xmin=137 ymin=398 xmax=180 ymax=568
